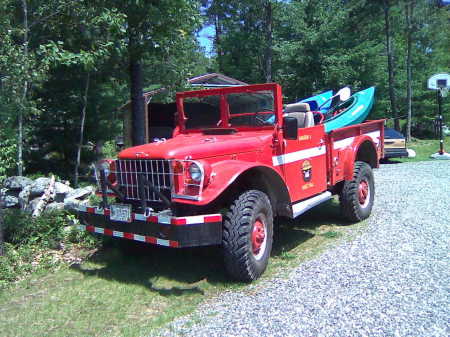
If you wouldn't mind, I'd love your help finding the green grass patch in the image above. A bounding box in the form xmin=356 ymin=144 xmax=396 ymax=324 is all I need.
xmin=0 ymin=198 xmax=365 ymax=337
xmin=394 ymin=137 xmax=450 ymax=162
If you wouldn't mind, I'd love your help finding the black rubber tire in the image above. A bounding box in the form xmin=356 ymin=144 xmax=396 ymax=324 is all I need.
xmin=339 ymin=161 xmax=375 ymax=222
xmin=222 ymin=190 xmax=273 ymax=282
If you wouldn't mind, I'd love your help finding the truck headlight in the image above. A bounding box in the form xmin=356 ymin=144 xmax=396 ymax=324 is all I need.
xmin=188 ymin=162 xmax=202 ymax=182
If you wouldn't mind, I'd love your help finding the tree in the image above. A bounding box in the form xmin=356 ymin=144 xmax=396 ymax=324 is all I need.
xmin=204 ymin=0 xmax=278 ymax=84
xmin=264 ymin=0 xmax=273 ymax=82
xmin=109 ymin=0 xmax=201 ymax=146
xmin=383 ymin=0 xmax=400 ymax=131
xmin=0 ymin=199 xmax=4 ymax=257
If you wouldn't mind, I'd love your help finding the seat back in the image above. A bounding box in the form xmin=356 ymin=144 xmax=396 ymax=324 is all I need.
xmin=284 ymin=103 xmax=314 ymax=128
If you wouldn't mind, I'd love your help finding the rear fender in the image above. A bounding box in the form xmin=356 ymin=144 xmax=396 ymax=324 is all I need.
xmin=343 ymin=137 xmax=378 ymax=180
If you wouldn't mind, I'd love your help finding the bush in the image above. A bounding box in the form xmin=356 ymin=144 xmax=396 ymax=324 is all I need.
xmin=4 ymin=209 xmax=68 ymax=249
xmin=0 ymin=209 xmax=101 ymax=288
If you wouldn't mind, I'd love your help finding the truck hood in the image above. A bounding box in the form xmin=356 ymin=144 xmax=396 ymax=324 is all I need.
xmin=119 ymin=132 xmax=273 ymax=160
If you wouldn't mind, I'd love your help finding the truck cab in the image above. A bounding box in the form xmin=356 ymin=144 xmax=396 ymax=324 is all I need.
xmin=77 ymin=83 xmax=384 ymax=282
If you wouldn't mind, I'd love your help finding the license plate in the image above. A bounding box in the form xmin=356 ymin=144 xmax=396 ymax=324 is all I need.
xmin=110 ymin=204 xmax=132 ymax=222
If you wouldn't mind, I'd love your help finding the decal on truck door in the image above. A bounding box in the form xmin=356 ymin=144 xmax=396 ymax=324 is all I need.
xmin=302 ymin=160 xmax=312 ymax=182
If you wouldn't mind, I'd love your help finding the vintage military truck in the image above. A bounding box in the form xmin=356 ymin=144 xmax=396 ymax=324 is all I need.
xmin=76 ymin=83 xmax=384 ymax=282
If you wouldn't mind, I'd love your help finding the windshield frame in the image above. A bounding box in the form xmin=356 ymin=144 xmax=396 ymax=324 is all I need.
xmin=175 ymin=83 xmax=282 ymax=133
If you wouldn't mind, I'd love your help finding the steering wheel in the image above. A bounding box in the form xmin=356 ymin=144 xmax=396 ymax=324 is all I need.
xmin=312 ymin=111 xmax=325 ymax=124
xmin=253 ymin=109 xmax=273 ymax=126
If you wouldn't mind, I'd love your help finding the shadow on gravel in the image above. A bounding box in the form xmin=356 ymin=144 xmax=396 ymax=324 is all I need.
xmin=71 ymin=199 xmax=345 ymax=291
xmin=380 ymin=158 xmax=403 ymax=164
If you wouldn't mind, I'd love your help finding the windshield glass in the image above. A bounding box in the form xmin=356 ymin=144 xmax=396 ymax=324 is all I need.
xmin=183 ymin=96 xmax=221 ymax=129
xmin=183 ymin=90 xmax=275 ymax=130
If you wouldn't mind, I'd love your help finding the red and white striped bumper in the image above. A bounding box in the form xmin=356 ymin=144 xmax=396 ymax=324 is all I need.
xmin=76 ymin=206 xmax=223 ymax=248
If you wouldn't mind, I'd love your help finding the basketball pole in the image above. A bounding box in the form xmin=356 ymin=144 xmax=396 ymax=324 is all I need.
xmin=437 ymin=89 xmax=444 ymax=155
xmin=430 ymin=86 xmax=450 ymax=159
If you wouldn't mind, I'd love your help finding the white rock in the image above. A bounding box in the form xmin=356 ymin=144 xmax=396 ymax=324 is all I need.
xmin=30 ymin=177 xmax=52 ymax=197
xmin=64 ymin=186 xmax=95 ymax=201
xmin=2 ymin=176 xmax=33 ymax=190
xmin=54 ymin=182 xmax=74 ymax=202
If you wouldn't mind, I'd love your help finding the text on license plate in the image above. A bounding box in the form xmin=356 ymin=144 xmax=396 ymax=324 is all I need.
xmin=110 ymin=204 xmax=132 ymax=222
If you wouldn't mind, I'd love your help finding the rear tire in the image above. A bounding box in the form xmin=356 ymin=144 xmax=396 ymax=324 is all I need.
xmin=222 ymin=190 xmax=273 ymax=282
xmin=340 ymin=161 xmax=374 ymax=222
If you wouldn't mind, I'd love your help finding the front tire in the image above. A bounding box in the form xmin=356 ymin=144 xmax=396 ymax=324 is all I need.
xmin=340 ymin=161 xmax=374 ymax=222
xmin=223 ymin=190 xmax=273 ymax=282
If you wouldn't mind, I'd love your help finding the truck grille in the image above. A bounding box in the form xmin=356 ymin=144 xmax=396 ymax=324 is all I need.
xmin=115 ymin=159 xmax=172 ymax=203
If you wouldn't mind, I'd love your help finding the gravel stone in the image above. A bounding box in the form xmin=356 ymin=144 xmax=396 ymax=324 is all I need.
xmin=155 ymin=161 xmax=450 ymax=337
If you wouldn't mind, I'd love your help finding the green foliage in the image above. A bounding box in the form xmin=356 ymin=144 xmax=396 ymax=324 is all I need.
xmin=0 ymin=129 xmax=17 ymax=182
xmin=0 ymin=209 xmax=101 ymax=287
xmin=4 ymin=209 xmax=69 ymax=248
xmin=206 ymin=0 xmax=450 ymax=132
xmin=102 ymin=140 xmax=118 ymax=159
xmin=0 ymin=243 xmax=36 ymax=286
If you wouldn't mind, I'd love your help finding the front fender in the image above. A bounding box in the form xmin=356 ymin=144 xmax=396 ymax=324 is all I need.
xmin=172 ymin=160 xmax=286 ymax=206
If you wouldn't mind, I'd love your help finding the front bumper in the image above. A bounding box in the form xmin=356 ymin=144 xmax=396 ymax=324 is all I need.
xmin=76 ymin=206 xmax=222 ymax=248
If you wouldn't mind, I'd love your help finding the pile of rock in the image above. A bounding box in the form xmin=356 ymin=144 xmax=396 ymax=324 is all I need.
xmin=0 ymin=176 xmax=95 ymax=214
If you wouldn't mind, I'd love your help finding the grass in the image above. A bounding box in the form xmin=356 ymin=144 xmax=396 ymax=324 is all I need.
xmin=0 ymin=198 xmax=365 ymax=337
xmin=394 ymin=137 xmax=450 ymax=162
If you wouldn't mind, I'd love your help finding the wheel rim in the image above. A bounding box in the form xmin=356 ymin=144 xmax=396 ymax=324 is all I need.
xmin=358 ymin=179 xmax=370 ymax=208
xmin=251 ymin=218 xmax=267 ymax=260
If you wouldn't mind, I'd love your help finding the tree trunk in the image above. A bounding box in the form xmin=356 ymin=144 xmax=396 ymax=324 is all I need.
xmin=405 ymin=0 xmax=415 ymax=141
xmin=264 ymin=0 xmax=273 ymax=83
xmin=18 ymin=0 xmax=29 ymax=176
xmin=383 ymin=0 xmax=400 ymax=131
xmin=128 ymin=29 xmax=145 ymax=146
xmin=214 ymin=14 xmax=224 ymax=73
xmin=129 ymin=58 xmax=145 ymax=146
xmin=74 ymin=73 xmax=90 ymax=187
xmin=0 ymin=199 xmax=4 ymax=257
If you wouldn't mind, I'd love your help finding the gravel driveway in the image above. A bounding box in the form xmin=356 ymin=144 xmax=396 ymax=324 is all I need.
xmin=156 ymin=161 xmax=450 ymax=337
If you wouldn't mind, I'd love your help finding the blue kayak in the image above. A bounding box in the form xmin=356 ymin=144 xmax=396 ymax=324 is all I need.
xmin=299 ymin=90 xmax=333 ymax=113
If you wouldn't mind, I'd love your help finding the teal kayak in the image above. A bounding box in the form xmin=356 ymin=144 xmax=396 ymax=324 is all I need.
xmin=323 ymin=87 xmax=375 ymax=133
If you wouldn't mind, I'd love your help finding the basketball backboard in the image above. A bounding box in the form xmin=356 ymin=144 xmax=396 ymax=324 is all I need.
xmin=428 ymin=73 xmax=450 ymax=90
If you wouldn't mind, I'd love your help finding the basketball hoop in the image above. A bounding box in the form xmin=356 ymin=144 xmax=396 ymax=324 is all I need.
xmin=428 ymin=73 xmax=450 ymax=159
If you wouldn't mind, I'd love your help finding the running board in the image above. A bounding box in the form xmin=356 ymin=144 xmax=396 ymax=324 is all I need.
xmin=291 ymin=191 xmax=332 ymax=218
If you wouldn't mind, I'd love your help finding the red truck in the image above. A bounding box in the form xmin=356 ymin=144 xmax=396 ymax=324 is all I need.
xmin=77 ymin=83 xmax=384 ymax=282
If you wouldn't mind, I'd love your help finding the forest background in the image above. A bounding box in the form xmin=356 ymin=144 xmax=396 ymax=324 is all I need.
xmin=0 ymin=0 xmax=449 ymax=185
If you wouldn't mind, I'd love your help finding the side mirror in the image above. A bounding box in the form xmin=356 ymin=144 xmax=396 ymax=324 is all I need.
xmin=283 ymin=116 xmax=298 ymax=140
